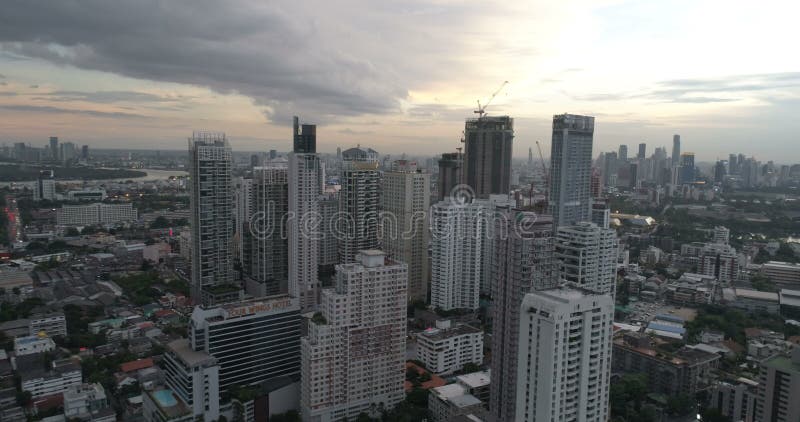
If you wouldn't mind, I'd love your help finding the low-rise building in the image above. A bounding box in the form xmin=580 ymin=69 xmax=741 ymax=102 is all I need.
xmin=730 ymin=288 xmax=780 ymax=314
xmin=416 ymin=320 xmax=483 ymax=375
xmin=57 ymin=203 xmax=138 ymax=226
xmin=29 ymin=312 xmax=67 ymax=338
xmin=612 ymin=332 xmax=720 ymax=397
xmin=63 ymin=383 xmax=115 ymax=422
xmin=20 ymin=358 xmax=82 ymax=398
xmin=14 ymin=334 xmax=56 ymax=356
xmin=762 ymin=261 xmax=800 ymax=288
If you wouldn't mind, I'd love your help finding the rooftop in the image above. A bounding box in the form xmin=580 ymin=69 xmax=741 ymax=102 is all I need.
xmin=456 ymin=371 xmax=490 ymax=388
xmin=762 ymin=354 xmax=800 ymax=374
xmin=735 ymin=288 xmax=780 ymax=302
xmin=419 ymin=324 xmax=482 ymax=342
xmin=167 ymin=339 xmax=215 ymax=367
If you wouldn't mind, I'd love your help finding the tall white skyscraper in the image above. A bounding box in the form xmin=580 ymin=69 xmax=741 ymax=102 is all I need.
xmin=288 ymin=117 xmax=321 ymax=312
xmin=381 ymin=160 xmax=430 ymax=302
xmin=549 ymin=114 xmax=595 ymax=228
xmin=490 ymin=209 xmax=557 ymax=420
xmin=555 ymin=222 xmax=618 ymax=296
xmin=515 ymin=288 xmax=614 ymax=422
xmin=339 ymin=146 xmax=380 ymax=264
xmin=188 ymin=132 xmax=238 ymax=306
xmin=301 ymin=250 xmax=407 ymax=421
xmin=430 ymin=196 xmax=511 ymax=310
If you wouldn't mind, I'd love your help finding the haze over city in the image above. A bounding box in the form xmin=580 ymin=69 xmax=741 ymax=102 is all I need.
xmin=1 ymin=0 xmax=800 ymax=160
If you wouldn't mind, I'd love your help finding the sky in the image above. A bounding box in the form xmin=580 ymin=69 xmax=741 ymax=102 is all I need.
xmin=1 ymin=0 xmax=799 ymax=162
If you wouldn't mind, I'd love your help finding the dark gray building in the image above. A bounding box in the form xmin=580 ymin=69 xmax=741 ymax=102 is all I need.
xmin=437 ymin=151 xmax=463 ymax=201
xmin=463 ymin=116 xmax=513 ymax=198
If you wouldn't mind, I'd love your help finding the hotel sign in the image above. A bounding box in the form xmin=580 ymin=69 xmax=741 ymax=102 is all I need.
xmin=224 ymin=297 xmax=296 ymax=319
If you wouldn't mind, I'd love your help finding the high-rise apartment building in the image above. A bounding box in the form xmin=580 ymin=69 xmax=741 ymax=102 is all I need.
xmin=728 ymin=153 xmax=739 ymax=174
xmin=243 ymin=164 xmax=289 ymax=296
xmin=672 ymin=134 xmax=681 ymax=167
xmin=463 ymin=116 xmax=513 ymax=198
xmin=317 ymin=190 xmax=340 ymax=276
xmin=637 ymin=142 xmax=646 ymax=160
xmin=339 ymin=146 xmax=380 ymax=263
xmin=430 ymin=196 xmax=511 ymax=310
xmin=34 ymin=169 xmax=55 ymax=201
xmin=514 ymin=288 xmax=613 ymax=422
xmin=49 ymin=136 xmax=58 ymax=161
xmin=549 ymin=114 xmax=594 ymax=228
xmin=381 ymin=160 xmax=430 ymax=302
xmin=188 ymin=133 xmax=238 ymax=306
xmin=490 ymin=210 xmax=556 ymax=420
xmin=680 ymin=152 xmax=695 ymax=184
xmin=755 ymin=348 xmax=800 ymax=422
xmin=301 ymin=250 xmax=407 ymax=421
xmin=288 ymin=116 xmax=322 ymax=311
xmin=555 ymin=222 xmax=618 ymax=296
xmin=437 ymin=151 xmax=463 ymax=201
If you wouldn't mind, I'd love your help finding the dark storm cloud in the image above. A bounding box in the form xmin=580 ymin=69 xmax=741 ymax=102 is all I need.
xmin=0 ymin=0 xmax=410 ymax=123
xmin=0 ymin=104 xmax=147 ymax=119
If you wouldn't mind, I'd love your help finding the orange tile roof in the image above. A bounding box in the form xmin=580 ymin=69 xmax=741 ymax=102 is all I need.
xmin=120 ymin=358 xmax=154 ymax=373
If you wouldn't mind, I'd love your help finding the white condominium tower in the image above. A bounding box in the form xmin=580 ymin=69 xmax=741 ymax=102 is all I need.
xmin=549 ymin=114 xmax=595 ymax=228
xmin=430 ymin=195 xmax=511 ymax=310
xmin=301 ymin=250 xmax=407 ymax=421
xmin=289 ymin=116 xmax=322 ymax=312
xmin=381 ymin=160 xmax=430 ymax=302
xmin=555 ymin=222 xmax=618 ymax=296
xmin=490 ymin=209 xmax=557 ymax=421
xmin=188 ymin=132 xmax=238 ymax=306
xmin=339 ymin=147 xmax=380 ymax=264
xmin=515 ymin=288 xmax=613 ymax=422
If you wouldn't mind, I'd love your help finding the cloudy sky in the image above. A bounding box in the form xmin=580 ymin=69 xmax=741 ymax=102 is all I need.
xmin=1 ymin=0 xmax=799 ymax=161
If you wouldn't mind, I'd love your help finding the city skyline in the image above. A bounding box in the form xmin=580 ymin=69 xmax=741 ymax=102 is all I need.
xmin=1 ymin=1 xmax=800 ymax=161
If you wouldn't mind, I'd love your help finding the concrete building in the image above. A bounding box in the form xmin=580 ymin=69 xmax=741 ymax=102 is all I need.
xmin=755 ymin=348 xmax=800 ymax=422
xmin=158 ymin=340 xmax=220 ymax=421
xmin=437 ymin=151 xmax=464 ymax=201
xmin=66 ymin=189 xmax=107 ymax=201
xmin=317 ymin=190 xmax=340 ymax=275
xmin=762 ymin=261 xmax=800 ymax=288
xmin=301 ymin=250 xmax=407 ymax=421
xmin=514 ymin=288 xmax=614 ymax=422
xmin=34 ymin=170 xmax=55 ymax=201
xmin=730 ymin=288 xmax=780 ymax=314
xmin=672 ymin=134 xmax=681 ymax=167
xmin=698 ymin=242 xmax=738 ymax=283
xmin=29 ymin=312 xmax=67 ymax=337
xmin=381 ymin=160 xmax=430 ymax=302
xmin=338 ymin=147 xmax=380 ymax=264
xmin=187 ymin=295 xmax=301 ymax=392
xmin=288 ymin=116 xmax=322 ymax=312
xmin=463 ymin=116 xmax=513 ymax=198
xmin=428 ymin=383 xmax=485 ymax=422
xmin=549 ymin=114 xmax=594 ymax=228
xmin=57 ymin=203 xmax=138 ymax=226
xmin=555 ymin=222 xmax=618 ymax=295
xmin=416 ymin=320 xmax=483 ymax=375
xmin=713 ymin=226 xmax=730 ymax=245
xmin=63 ymin=383 xmax=114 ymax=422
xmin=709 ymin=377 xmax=758 ymax=422
xmin=430 ymin=197 xmax=510 ymax=310
xmin=490 ymin=210 xmax=556 ymax=421
xmin=243 ymin=164 xmax=289 ymax=296
xmin=612 ymin=332 xmax=720 ymax=397
xmin=19 ymin=358 xmax=82 ymax=398
xmin=188 ymin=132 xmax=237 ymax=306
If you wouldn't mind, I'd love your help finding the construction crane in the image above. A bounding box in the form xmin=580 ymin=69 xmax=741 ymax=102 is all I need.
xmin=474 ymin=81 xmax=508 ymax=118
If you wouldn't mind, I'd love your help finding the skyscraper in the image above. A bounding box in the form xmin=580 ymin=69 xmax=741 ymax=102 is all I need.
xmin=288 ymin=116 xmax=322 ymax=311
xmin=49 ymin=136 xmax=58 ymax=161
xmin=672 ymin=134 xmax=681 ymax=166
xmin=728 ymin=153 xmax=738 ymax=174
xmin=679 ymin=152 xmax=695 ymax=184
xmin=301 ymin=250 xmax=407 ymax=421
xmin=430 ymin=197 xmax=510 ymax=310
xmin=463 ymin=116 xmax=513 ymax=198
xmin=339 ymin=146 xmax=380 ymax=263
xmin=618 ymin=144 xmax=628 ymax=162
xmin=549 ymin=114 xmax=595 ymax=228
xmin=243 ymin=163 xmax=289 ymax=296
xmin=490 ymin=210 xmax=556 ymax=420
xmin=514 ymin=288 xmax=613 ymax=422
xmin=81 ymin=145 xmax=89 ymax=160
xmin=188 ymin=133 xmax=238 ymax=306
xmin=638 ymin=142 xmax=646 ymax=159
xmin=437 ymin=151 xmax=463 ymax=201
xmin=381 ymin=160 xmax=430 ymax=302
xmin=555 ymin=222 xmax=618 ymax=296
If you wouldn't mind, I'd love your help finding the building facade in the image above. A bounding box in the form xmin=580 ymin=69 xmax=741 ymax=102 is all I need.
xmin=301 ymin=250 xmax=407 ymax=421
xmin=549 ymin=114 xmax=594 ymax=228
xmin=188 ymin=133 xmax=236 ymax=305
xmin=416 ymin=320 xmax=483 ymax=375
xmin=463 ymin=116 xmax=513 ymax=198
xmin=57 ymin=203 xmax=138 ymax=226
xmin=514 ymin=288 xmax=614 ymax=422
xmin=555 ymin=222 xmax=618 ymax=295
xmin=755 ymin=349 xmax=800 ymax=422
xmin=338 ymin=147 xmax=380 ymax=264
xmin=437 ymin=151 xmax=464 ymax=201
xmin=381 ymin=160 xmax=430 ymax=302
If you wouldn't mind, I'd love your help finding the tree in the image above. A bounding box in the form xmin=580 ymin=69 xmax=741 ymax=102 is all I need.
xmin=65 ymin=227 xmax=80 ymax=237
xmin=699 ymin=407 xmax=732 ymax=422
xmin=666 ymin=393 xmax=693 ymax=416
